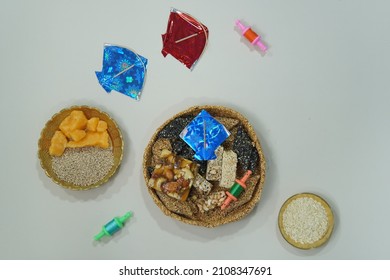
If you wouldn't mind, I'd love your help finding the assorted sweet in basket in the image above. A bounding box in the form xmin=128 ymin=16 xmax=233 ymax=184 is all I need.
xmin=143 ymin=106 xmax=266 ymax=227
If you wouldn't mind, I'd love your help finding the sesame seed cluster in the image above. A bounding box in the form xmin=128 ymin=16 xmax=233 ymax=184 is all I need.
xmin=282 ymin=197 xmax=328 ymax=245
xmin=51 ymin=146 xmax=114 ymax=187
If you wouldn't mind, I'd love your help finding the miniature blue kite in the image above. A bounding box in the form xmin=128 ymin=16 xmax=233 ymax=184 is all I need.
xmin=95 ymin=44 xmax=148 ymax=101
xmin=179 ymin=110 xmax=230 ymax=161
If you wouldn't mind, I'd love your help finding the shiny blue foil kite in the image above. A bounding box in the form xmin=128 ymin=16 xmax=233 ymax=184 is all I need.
xmin=95 ymin=44 xmax=148 ymax=101
xmin=179 ymin=110 xmax=230 ymax=161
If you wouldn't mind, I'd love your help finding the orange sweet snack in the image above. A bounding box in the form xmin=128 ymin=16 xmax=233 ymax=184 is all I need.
xmin=87 ymin=117 xmax=99 ymax=132
xmin=69 ymin=129 xmax=87 ymax=142
xmin=49 ymin=110 xmax=110 ymax=156
xmin=49 ymin=131 xmax=68 ymax=156
xmin=59 ymin=110 xmax=88 ymax=138
xmin=96 ymin=120 xmax=108 ymax=132
xmin=67 ymin=131 xmax=109 ymax=149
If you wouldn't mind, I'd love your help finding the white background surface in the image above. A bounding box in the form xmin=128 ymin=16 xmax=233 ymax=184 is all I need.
xmin=1 ymin=0 xmax=389 ymax=260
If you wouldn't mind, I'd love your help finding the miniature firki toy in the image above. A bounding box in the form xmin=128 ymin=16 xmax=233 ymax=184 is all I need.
xmin=94 ymin=211 xmax=133 ymax=241
xmin=235 ymin=20 xmax=267 ymax=53
xmin=221 ymin=170 xmax=252 ymax=210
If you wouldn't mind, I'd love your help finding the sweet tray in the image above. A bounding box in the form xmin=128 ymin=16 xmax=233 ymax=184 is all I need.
xmin=143 ymin=105 xmax=266 ymax=227
xmin=278 ymin=193 xmax=334 ymax=249
xmin=38 ymin=105 xmax=123 ymax=190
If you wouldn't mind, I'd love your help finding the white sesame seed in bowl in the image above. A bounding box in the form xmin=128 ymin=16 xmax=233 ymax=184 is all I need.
xmin=278 ymin=193 xmax=334 ymax=250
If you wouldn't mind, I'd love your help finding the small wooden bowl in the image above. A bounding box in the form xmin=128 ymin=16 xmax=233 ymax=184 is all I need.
xmin=38 ymin=105 xmax=124 ymax=190
xmin=143 ymin=105 xmax=266 ymax=227
xmin=278 ymin=193 xmax=334 ymax=249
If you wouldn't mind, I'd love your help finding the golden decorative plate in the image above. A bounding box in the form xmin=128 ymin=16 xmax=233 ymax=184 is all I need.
xmin=143 ymin=105 xmax=266 ymax=227
xmin=278 ymin=193 xmax=334 ymax=249
xmin=38 ymin=105 xmax=124 ymax=190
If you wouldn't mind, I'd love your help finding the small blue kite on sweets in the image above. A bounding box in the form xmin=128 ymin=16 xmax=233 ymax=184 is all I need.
xmin=179 ymin=110 xmax=230 ymax=161
xmin=95 ymin=44 xmax=148 ymax=101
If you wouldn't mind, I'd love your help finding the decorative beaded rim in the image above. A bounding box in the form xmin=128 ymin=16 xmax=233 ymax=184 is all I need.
xmin=142 ymin=105 xmax=266 ymax=227
xmin=278 ymin=193 xmax=334 ymax=249
xmin=38 ymin=105 xmax=124 ymax=191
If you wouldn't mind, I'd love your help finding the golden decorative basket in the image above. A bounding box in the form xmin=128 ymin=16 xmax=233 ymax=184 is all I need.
xmin=278 ymin=193 xmax=334 ymax=249
xmin=38 ymin=105 xmax=124 ymax=190
xmin=143 ymin=105 xmax=266 ymax=227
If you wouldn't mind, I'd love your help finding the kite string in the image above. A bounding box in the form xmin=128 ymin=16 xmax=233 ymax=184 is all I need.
xmin=114 ymin=46 xmax=146 ymax=88
xmin=175 ymin=33 xmax=199 ymax=43
xmin=175 ymin=10 xmax=209 ymax=49
xmin=113 ymin=64 xmax=135 ymax=78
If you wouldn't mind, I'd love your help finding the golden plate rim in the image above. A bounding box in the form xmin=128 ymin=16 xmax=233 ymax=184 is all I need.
xmin=278 ymin=192 xmax=334 ymax=250
xmin=38 ymin=105 xmax=124 ymax=191
xmin=142 ymin=105 xmax=266 ymax=227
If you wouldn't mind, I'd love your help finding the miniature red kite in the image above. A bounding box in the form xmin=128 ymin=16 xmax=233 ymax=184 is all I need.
xmin=161 ymin=8 xmax=209 ymax=70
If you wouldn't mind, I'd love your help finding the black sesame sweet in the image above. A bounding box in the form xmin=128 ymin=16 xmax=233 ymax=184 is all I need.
xmin=171 ymin=138 xmax=195 ymax=159
xmin=157 ymin=117 xmax=193 ymax=139
xmin=248 ymin=148 xmax=259 ymax=172
xmin=233 ymin=126 xmax=258 ymax=171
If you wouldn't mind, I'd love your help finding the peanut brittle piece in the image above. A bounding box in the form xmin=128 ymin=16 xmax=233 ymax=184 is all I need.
xmin=148 ymin=149 xmax=198 ymax=201
xmin=193 ymin=174 xmax=213 ymax=196
xmin=195 ymin=191 xmax=226 ymax=213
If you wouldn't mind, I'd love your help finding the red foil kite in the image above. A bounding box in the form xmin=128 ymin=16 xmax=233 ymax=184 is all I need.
xmin=161 ymin=8 xmax=209 ymax=70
